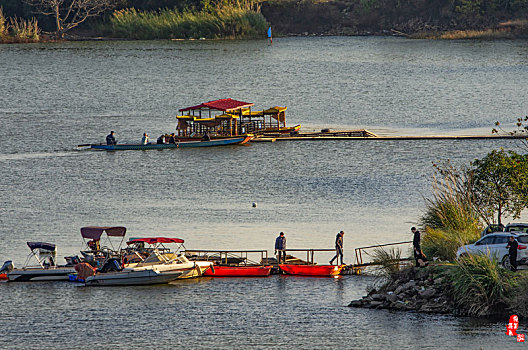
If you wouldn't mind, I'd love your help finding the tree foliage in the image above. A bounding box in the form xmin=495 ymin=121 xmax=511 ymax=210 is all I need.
xmin=471 ymin=149 xmax=528 ymax=225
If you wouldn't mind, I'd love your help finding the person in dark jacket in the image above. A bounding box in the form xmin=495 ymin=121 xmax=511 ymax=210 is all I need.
xmin=506 ymin=235 xmax=519 ymax=271
xmin=106 ymin=131 xmax=116 ymax=145
xmin=412 ymin=227 xmax=422 ymax=267
xmin=330 ymin=231 xmax=345 ymax=265
xmin=275 ymin=232 xmax=286 ymax=263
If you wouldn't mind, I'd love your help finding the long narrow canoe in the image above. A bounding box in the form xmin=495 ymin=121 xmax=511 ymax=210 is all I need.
xmin=91 ymin=135 xmax=252 ymax=151
xmin=279 ymin=264 xmax=345 ymax=276
xmin=203 ymin=265 xmax=272 ymax=277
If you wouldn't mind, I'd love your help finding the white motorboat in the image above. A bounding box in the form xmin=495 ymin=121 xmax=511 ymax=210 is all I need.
xmin=4 ymin=242 xmax=76 ymax=282
xmin=85 ymin=237 xmax=213 ymax=286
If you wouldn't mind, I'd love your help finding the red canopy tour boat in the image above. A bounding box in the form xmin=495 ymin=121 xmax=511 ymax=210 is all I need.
xmin=176 ymin=98 xmax=300 ymax=140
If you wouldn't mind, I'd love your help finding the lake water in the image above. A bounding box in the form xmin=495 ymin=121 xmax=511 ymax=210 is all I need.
xmin=1 ymin=36 xmax=527 ymax=348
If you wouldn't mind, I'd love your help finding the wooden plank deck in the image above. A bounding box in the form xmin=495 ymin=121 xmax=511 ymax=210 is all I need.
xmin=255 ymin=129 xmax=526 ymax=141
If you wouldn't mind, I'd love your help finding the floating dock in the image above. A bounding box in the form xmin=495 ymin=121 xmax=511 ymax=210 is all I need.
xmin=253 ymin=129 xmax=527 ymax=141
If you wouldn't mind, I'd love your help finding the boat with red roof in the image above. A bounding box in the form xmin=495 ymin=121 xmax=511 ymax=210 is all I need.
xmin=176 ymin=98 xmax=300 ymax=140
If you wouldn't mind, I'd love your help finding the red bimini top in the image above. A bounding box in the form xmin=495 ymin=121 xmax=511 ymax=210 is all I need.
xmin=126 ymin=237 xmax=184 ymax=245
xmin=179 ymin=98 xmax=254 ymax=112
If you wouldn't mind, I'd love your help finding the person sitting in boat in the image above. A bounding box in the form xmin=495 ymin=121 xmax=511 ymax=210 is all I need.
xmin=106 ymin=131 xmax=116 ymax=145
xmin=157 ymin=134 xmax=166 ymax=144
xmin=87 ymin=239 xmax=100 ymax=252
xmin=169 ymin=133 xmax=177 ymax=144
xmin=202 ymin=133 xmax=211 ymax=141
xmin=141 ymin=133 xmax=149 ymax=145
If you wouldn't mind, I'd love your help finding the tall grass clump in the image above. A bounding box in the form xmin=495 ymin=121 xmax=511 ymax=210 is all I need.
xmin=9 ymin=17 xmax=40 ymax=42
xmin=370 ymin=247 xmax=402 ymax=278
xmin=450 ymin=254 xmax=517 ymax=316
xmin=419 ymin=162 xmax=482 ymax=261
xmin=0 ymin=7 xmax=40 ymax=43
xmin=109 ymin=1 xmax=268 ymax=40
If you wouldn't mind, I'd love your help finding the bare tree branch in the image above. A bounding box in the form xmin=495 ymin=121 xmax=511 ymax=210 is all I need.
xmin=24 ymin=0 xmax=117 ymax=38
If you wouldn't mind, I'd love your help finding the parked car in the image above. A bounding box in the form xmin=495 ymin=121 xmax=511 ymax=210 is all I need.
xmin=456 ymin=233 xmax=528 ymax=269
xmin=481 ymin=223 xmax=528 ymax=237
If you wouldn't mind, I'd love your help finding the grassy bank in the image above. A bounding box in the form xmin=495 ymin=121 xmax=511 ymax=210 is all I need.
xmin=106 ymin=2 xmax=268 ymax=40
xmin=0 ymin=8 xmax=40 ymax=43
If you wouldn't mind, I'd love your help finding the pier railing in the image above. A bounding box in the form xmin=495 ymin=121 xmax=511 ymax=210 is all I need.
xmin=280 ymin=248 xmax=336 ymax=265
xmin=184 ymin=249 xmax=269 ymax=265
xmin=354 ymin=241 xmax=412 ymax=267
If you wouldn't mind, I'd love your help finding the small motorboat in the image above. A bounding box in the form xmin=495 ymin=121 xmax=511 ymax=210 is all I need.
xmin=90 ymin=136 xmax=252 ymax=151
xmin=85 ymin=237 xmax=213 ymax=286
xmin=84 ymin=265 xmax=184 ymax=286
xmin=4 ymin=242 xmax=76 ymax=282
xmin=203 ymin=265 xmax=272 ymax=277
xmin=79 ymin=226 xmax=127 ymax=269
xmin=279 ymin=264 xmax=345 ymax=276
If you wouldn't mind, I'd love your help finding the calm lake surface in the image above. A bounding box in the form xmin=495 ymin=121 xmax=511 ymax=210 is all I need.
xmin=1 ymin=36 xmax=527 ymax=348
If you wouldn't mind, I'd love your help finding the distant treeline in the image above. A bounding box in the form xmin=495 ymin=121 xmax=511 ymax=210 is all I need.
xmin=261 ymin=0 xmax=528 ymax=35
xmin=2 ymin=0 xmax=528 ymax=37
xmin=0 ymin=0 xmax=236 ymax=33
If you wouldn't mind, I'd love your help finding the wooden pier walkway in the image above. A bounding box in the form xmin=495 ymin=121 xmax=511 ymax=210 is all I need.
xmin=252 ymin=129 xmax=527 ymax=142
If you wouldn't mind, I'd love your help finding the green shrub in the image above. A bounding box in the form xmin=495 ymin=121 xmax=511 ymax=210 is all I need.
xmin=0 ymin=7 xmax=8 ymax=39
xmin=509 ymin=274 xmax=528 ymax=317
xmin=450 ymin=254 xmax=517 ymax=316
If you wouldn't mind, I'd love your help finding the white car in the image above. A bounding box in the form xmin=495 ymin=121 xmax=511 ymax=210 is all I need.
xmin=456 ymin=233 xmax=528 ymax=269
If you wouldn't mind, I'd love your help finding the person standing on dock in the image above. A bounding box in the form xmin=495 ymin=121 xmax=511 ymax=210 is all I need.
xmin=330 ymin=231 xmax=345 ymax=265
xmin=506 ymin=235 xmax=518 ymax=271
xmin=106 ymin=131 xmax=116 ymax=145
xmin=412 ymin=227 xmax=423 ymax=267
xmin=275 ymin=232 xmax=286 ymax=264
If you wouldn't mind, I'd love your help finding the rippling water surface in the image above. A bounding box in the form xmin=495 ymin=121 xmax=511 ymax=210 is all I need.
xmin=1 ymin=37 xmax=527 ymax=349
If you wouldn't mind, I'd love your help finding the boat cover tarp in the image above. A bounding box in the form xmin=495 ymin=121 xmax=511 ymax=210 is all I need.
xmin=75 ymin=262 xmax=96 ymax=280
xmin=27 ymin=242 xmax=56 ymax=252
xmin=179 ymin=98 xmax=254 ymax=112
xmin=81 ymin=226 xmax=127 ymax=240
xmin=127 ymin=237 xmax=184 ymax=245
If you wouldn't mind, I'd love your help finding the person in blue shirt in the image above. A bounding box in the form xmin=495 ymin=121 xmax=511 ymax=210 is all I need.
xmin=106 ymin=131 xmax=116 ymax=145
xmin=275 ymin=232 xmax=286 ymax=263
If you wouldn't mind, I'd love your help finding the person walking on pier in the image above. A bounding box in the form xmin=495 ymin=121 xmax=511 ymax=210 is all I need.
xmin=275 ymin=232 xmax=286 ymax=264
xmin=330 ymin=231 xmax=345 ymax=265
xmin=506 ymin=235 xmax=519 ymax=271
xmin=412 ymin=227 xmax=427 ymax=267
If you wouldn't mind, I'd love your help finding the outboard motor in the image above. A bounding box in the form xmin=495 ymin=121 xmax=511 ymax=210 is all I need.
xmin=0 ymin=260 xmax=14 ymax=274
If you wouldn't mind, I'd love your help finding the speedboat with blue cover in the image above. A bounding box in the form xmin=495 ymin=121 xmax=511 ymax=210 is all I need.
xmin=4 ymin=242 xmax=76 ymax=282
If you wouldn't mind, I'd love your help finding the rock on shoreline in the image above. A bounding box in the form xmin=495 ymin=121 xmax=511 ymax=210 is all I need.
xmin=348 ymin=267 xmax=455 ymax=314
